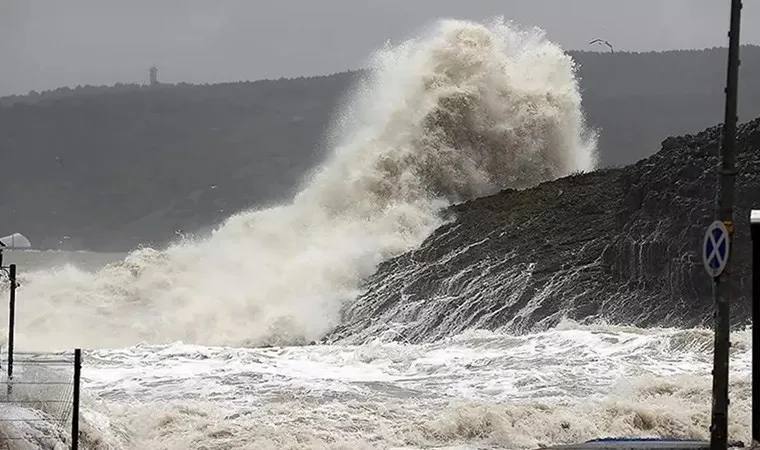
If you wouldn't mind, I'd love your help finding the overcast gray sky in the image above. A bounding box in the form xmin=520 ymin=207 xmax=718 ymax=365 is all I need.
xmin=2 ymin=0 xmax=759 ymax=96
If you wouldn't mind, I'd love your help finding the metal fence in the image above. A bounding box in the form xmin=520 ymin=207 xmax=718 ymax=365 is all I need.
xmin=0 ymin=349 xmax=81 ymax=450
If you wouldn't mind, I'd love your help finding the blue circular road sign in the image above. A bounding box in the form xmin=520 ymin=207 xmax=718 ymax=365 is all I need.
xmin=703 ymin=220 xmax=730 ymax=278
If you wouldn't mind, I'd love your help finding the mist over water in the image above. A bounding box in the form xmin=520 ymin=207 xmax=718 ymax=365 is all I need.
xmin=3 ymin=18 xmax=596 ymax=351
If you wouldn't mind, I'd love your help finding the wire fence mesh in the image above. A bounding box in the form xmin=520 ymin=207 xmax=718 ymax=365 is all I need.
xmin=0 ymin=350 xmax=79 ymax=449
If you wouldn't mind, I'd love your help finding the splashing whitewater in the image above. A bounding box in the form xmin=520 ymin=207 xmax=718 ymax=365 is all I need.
xmin=4 ymin=17 xmax=597 ymax=351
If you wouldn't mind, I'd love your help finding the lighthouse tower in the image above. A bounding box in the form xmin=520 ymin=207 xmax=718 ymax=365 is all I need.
xmin=149 ymin=66 xmax=159 ymax=86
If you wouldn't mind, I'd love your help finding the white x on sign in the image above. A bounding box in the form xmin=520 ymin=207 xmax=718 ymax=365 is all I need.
xmin=703 ymin=221 xmax=730 ymax=278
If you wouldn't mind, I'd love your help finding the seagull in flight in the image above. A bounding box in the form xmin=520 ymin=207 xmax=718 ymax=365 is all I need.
xmin=589 ymin=39 xmax=614 ymax=53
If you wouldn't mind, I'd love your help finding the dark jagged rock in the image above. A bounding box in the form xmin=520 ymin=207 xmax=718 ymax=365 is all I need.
xmin=326 ymin=117 xmax=760 ymax=344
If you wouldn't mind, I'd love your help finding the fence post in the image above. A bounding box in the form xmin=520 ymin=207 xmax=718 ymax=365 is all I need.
xmin=7 ymin=264 xmax=16 ymax=397
xmin=71 ymin=349 xmax=81 ymax=450
xmin=751 ymin=209 xmax=760 ymax=447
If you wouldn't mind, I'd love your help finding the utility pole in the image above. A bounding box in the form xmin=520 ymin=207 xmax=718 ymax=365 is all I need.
xmin=709 ymin=1 xmax=742 ymax=449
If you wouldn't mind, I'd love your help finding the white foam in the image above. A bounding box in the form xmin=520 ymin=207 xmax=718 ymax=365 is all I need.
xmin=76 ymin=323 xmax=751 ymax=449
xmin=1 ymin=17 xmax=596 ymax=352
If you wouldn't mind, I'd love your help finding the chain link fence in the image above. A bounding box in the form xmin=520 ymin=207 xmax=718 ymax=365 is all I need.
xmin=0 ymin=349 xmax=81 ymax=450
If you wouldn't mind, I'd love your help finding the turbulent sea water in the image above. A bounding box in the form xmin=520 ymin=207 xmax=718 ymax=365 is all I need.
xmin=0 ymin=18 xmax=751 ymax=449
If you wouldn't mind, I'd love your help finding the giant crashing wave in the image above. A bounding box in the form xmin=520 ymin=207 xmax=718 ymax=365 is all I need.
xmin=326 ymin=117 xmax=760 ymax=345
xmin=4 ymin=17 xmax=596 ymax=352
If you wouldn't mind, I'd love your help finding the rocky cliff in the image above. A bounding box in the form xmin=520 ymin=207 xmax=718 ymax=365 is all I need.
xmin=327 ymin=117 xmax=760 ymax=344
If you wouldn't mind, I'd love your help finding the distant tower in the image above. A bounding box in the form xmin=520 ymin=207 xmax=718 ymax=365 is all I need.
xmin=149 ymin=65 xmax=159 ymax=86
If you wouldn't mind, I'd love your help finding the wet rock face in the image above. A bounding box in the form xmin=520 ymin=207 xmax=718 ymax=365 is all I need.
xmin=327 ymin=118 xmax=760 ymax=344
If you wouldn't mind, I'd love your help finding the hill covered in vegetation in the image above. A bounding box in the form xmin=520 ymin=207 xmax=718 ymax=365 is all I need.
xmin=1 ymin=47 xmax=759 ymax=251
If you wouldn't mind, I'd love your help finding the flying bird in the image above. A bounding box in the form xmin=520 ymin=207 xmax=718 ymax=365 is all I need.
xmin=589 ymin=39 xmax=614 ymax=53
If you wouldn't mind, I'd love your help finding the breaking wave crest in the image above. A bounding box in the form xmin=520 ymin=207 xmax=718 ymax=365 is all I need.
xmin=5 ymin=17 xmax=597 ymax=351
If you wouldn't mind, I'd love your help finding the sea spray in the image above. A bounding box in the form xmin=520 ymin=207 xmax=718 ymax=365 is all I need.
xmin=6 ymin=17 xmax=597 ymax=351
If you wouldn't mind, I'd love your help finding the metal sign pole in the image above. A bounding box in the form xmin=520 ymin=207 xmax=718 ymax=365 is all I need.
xmin=708 ymin=1 xmax=743 ymax=449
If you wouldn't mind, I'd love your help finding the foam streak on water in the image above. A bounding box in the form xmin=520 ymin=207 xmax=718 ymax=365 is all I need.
xmin=2 ymin=17 xmax=596 ymax=351
xmin=76 ymin=322 xmax=751 ymax=449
